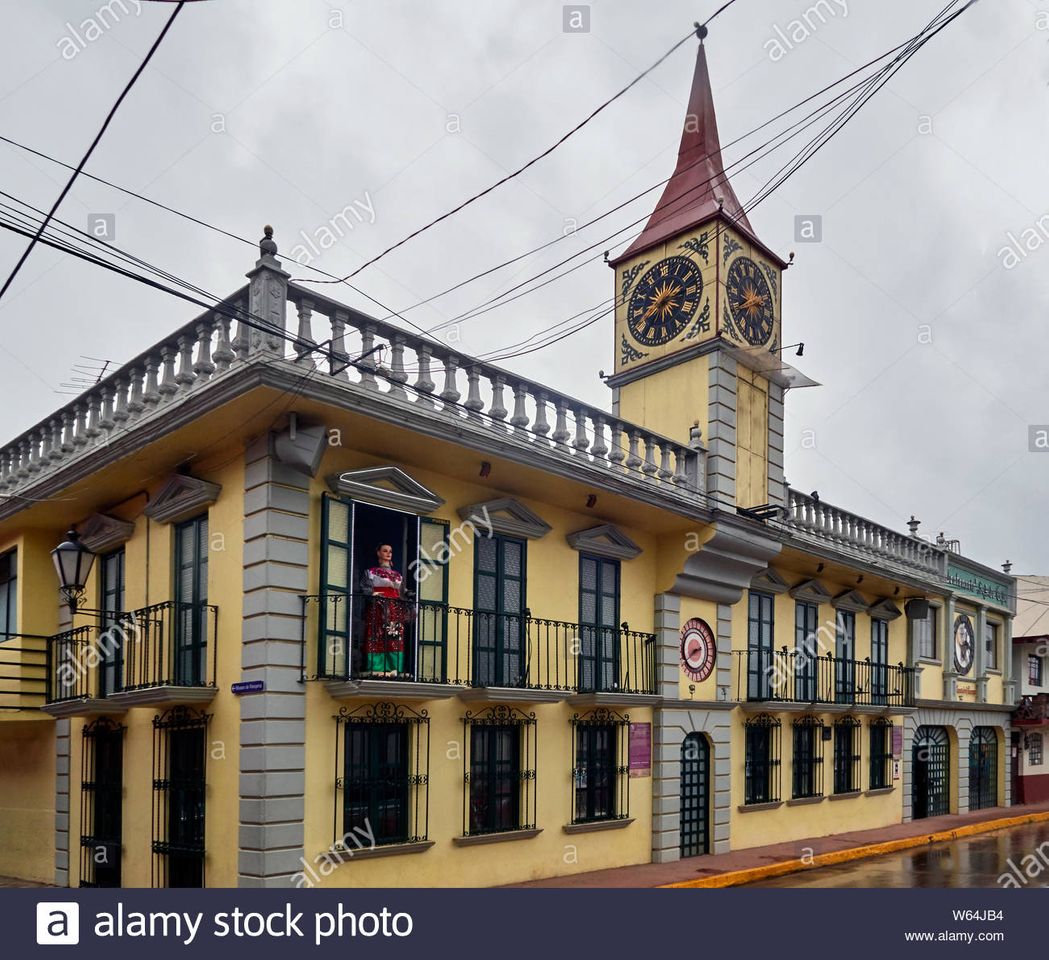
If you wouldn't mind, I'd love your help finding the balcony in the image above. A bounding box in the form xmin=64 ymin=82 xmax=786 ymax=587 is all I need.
xmin=301 ymin=594 xmax=657 ymax=704
xmin=0 ymin=634 xmax=47 ymax=714
xmin=734 ymin=648 xmax=916 ymax=711
xmin=43 ymin=601 xmax=218 ymax=717
xmin=1014 ymin=694 xmax=1049 ymax=725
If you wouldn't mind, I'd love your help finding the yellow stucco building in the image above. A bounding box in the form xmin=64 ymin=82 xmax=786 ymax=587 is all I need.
xmin=0 ymin=37 xmax=1017 ymax=888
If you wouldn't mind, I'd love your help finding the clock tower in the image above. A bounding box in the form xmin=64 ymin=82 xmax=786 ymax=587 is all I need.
xmin=608 ymin=33 xmax=802 ymax=511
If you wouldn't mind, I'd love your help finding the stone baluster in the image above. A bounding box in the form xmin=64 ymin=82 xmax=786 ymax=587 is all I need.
xmin=127 ymin=368 xmax=145 ymax=418
xmin=233 ymin=297 xmax=252 ymax=363
xmin=413 ymin=345 xmax=436 ymax=406
xmin=489 ymin=375 xmax=508 ymax=423
xmin=143 ymin=356 xmax=161 ymax=407
xmin=159 ymin=345 xmax=179 ymax=397
xmin=329 ymin=310 xmax=350 ymax=379
xmin=672 ymin=447 xmax=689 ymax=485
xmin=388 ymin=336 xmax=408 ymax=399
xmin=509 ymin=383 xmax=529 ymax=429
xmin=212 ymin=314 xmax=235 ymax=372
xmin=99 ymin=386 xmax=116 ymax=433
xmin=464 ymin=366 xmax=483 ymax=415
xmin=532 ymin=392 xmax=550 ymax=436
xmin=657 ymin=443 xmax=673 ymax=481
xmin=294 ymin=298 xmax=316 ymax=365
xmin=193 ymin=321 xmax=216 ymax=382
xmin=572 ymin=408 xmax=590 ymax=452
xmin=61 ymin=410 xmax=76 ymax=454
xmin=72 ymin=404 xmax=88 ymax=447
xmin=359 ymin=326 xmax=379 ymax=391
xmin=439 ymin=355 xmax=460 ymax=405
xmin=590 ymin=416 xmax=609 ymax=459
xmin=551 ymin=401 xmax=571 ymax=445
xmin=641 ymin=436 xmax=658 ymax=477
xmin=112 ymin=378 xmax=129 ymax=425
xmin=0 ymin=450 xmax=10 ymax=490
xmin=175 ymin=335 xmax=196 ymax=391
xmin=625 ymin=431 xmax=642 ymax=471
xmin=48 ymin=420 xmax=64 ymax=462
xmin=608 ymin=421 xmax=626 ymax=465
xmin=14 ymin=439 xmax=29 ymax=480
xmin=38 ymin=427 xmax=52 ymax=465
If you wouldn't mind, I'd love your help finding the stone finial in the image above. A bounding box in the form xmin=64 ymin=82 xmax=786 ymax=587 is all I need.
xmin=260 ymin=224 xmax=277 ymax=257
xmin=907 ymin=515 xmax=920 ymax=536
xmin=689 ymin=420 xmax=703 ymax=448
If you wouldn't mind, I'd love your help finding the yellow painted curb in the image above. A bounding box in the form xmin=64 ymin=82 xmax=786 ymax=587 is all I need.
xmin=661 ymin=809 xmax=1049 ymax=889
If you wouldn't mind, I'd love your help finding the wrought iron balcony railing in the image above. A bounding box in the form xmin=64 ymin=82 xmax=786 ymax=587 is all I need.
xmin=0 ymin=633 xmax=47 ymax=711
xmin=301 ymin=593 xmax=657 ymax=696
xmin=734 ymin=648 xmax=916 ymax=708
xmin=46 ymin=601 xmax=218 ymax=704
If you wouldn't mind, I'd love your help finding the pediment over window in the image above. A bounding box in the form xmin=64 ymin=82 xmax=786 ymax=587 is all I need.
xmin=750 ymin=567 xmax=790 ymax=595
xmin=833 ymin=589 xmax=870 ymax=613
xmin=566 ymin=524 xmax=642 ymax=561
xmin=326 ymin=467 xmax=444 ymax=515
xmin=869 ymin=598 xmax=903 ymax=621
xmin=79 ymin=513 xmax=135 ymax=554
xmin=789 ymin=578 xmax=832 ymax=604
xmin=458 ymin=498 xmax=551 ymax=540
xmin=144 ymin=474 xmax=222 ymax=526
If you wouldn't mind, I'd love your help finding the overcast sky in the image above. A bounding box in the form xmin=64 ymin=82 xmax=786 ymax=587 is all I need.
xmin=0 ymin=0 xmax=1045 ymax=573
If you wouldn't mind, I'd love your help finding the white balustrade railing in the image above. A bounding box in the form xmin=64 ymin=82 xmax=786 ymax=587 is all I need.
xmin=783 ymin=488 xmax=946 ymax=576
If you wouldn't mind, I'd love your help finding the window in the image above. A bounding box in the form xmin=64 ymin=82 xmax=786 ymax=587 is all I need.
xmin=916 ymin=606 xmax=938 ymax=660
xmin=98 ymin=550 xmax=125 ymax=697
xmin=984 ymin=621 xmax=999 ymax=671
xmin=870 ymin=619 xmax=889 ymax=706
xmin=744 ymin=714 xmax=781 ymax=805
xmin=794 ymin=602 xmax=819 ymax=703
xmin=1030 ymin=655 xmax=1044 ymax=687
xmin=747 ymin=592 xmax=775 ymax=700
xmin=869 ymin=719 xmax=894 ymax=790
xmin=473 ymin=534 xmax=526 ymax=688
xmin=835 ymin=610 xmax=856 ymax=703
xmin=791 ymin=716 xmax=824 ymax=799
xmin=1027 ymin=733 xmax=1043 ymax=766
xmin=174 ymin=515 xmax=208 ymax=686
xmin=463 ymin=705 xmax=536 ymax=836
xmin=336 ymin=702 xmax=429 ymax=847
xmin=0 ymin=549 xmax=16 ymax=639
xmin=833 ymin=717 xmax=860 ymax=794
xmin=152 ymin=706 xmax=209 ymax=888
xmin=80 ymin=717 xmax=124 ymax=887
xmin=578 ymin=555 xmax=620 ymax=694
xmin=571 ymin=708 xmax=629 ymax=824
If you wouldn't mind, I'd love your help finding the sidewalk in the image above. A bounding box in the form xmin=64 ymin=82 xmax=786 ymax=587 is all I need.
xmin=510 ymin=801 xmax=1049 ymax=888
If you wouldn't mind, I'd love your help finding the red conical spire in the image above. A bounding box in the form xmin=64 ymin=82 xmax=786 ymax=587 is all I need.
xmin=613 ymin=41 xmax=754 ymax=264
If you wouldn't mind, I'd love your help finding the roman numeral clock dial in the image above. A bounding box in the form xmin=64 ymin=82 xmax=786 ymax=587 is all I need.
xmin=726 ymin=255 xmax=775 ymax=346
xmin=626 ymin=255 xmax=703 ymax=346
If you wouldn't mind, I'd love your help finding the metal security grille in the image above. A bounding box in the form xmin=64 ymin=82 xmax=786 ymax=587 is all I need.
xmin=152 ymin=706 xmax=209 ymax=888
xmin=570 ymin=708 xmax=629 ymax=824
xmin=744 ymin=714 xmax=781 ymax=805
xmin=792 ymin=716 xmax=824 ymax=799
xmin=833 ymin=717 xmax=861 ymax=794
xmin=969 ymin=727 xmax=998 ymax=811
xmin=80 ymin=717 xmax=124 ymax=887
xmin=869 ymin=719 xmax=894 ymax=790
xmin=680 ymin=733 xmax=709 ymax=858
xmin=462 ymin=705 xmax=536 ymax=837
xmin=913 ymin=725 xmax=950 ymax=819
xmin=335 ymin=702 xmax=430 ymax=847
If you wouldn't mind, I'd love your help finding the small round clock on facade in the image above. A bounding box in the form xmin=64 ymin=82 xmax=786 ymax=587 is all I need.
xmin=626 ymin=255 xmax=703 ymax=346
xmin=726 ymin=255 xmax=775 ymax=346
xmin=680 ymin=617 xmax=717 ymax=682
xmin=953 ymin=614 xmax=975 ymax=675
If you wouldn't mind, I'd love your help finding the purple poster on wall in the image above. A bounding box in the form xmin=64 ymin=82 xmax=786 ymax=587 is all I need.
xmin=892 ymin=725 xmax=904 ymax=757
xmin=629 ymin=722 xmax=651 ymax=778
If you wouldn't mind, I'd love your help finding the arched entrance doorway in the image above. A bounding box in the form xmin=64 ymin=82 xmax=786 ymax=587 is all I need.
xmin=969 ymin=727 xmax=998 ymax=811
xmin=680 ymin=733 xmax=710 ymax=857
xmin=913 ymin=725 xmax=950 ymax=819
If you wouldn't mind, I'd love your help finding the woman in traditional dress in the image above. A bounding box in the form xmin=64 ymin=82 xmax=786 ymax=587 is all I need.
xmin=360 ymin=543 xmax=411 ymax=676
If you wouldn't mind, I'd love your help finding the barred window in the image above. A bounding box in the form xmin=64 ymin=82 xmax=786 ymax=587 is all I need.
xmin=463 ymin=705 xmax=536 ymax=836
xmin=833 ymin=716 xmax=861 ymax=794
xmin=81 ymin=717 xmax=124 ymax=888
xmin=1030 ymin=655 xmax=1044 ymax=687
xmin=335 ymin=702 xmax=429 ymax=848
xmin=744 ymin=714 xmax=781 ymax=805
xmin=869 ymin=719 xmax=894 ymax=790
xmin=1027 ymin=733 xmax=1044 ymax=766
xmin=792 ymin=715 xmax=824 ymax=799
xmin=571 ymin=708 xmax=629 ymax=824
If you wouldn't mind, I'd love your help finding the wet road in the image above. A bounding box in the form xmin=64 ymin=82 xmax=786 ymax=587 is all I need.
xmin=745 ymin=821 xmax=1049 ymax=887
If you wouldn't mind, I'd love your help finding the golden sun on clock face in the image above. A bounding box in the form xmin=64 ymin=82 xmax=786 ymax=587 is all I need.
xmin=626 ymin=255 xmax=703 ymax=346
xmin=726 ymin=255 xmax=775 ymax=346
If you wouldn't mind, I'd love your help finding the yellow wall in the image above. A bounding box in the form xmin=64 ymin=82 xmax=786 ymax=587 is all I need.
xmin=735 ymin=366 xmax=769 ymax=509
xmin=616 ymin=353 xmax=709 ymax=448
xmin=0 ymin=719 xmax=55 ymax=882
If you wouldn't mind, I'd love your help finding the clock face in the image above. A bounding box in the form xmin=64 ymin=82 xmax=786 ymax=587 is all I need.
xmin=726 ymin=256 xmax=775 ymax=346
xmin=953 ymin=614 xmax=975 ymax=676
xmin=680 ymin=617 xmax=716 ymax=682
xmin=626 ymin=255 xmax=703 ymax=346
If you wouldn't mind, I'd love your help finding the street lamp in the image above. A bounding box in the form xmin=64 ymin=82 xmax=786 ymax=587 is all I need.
xmin=51 ymin=528 xmax=95 ymax=614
